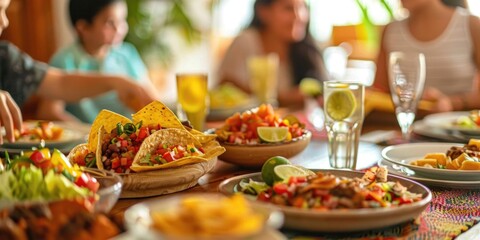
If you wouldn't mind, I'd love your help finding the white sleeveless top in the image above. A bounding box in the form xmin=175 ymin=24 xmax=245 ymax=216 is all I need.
xmin=384 ymin=8 xmax=476 ymax=94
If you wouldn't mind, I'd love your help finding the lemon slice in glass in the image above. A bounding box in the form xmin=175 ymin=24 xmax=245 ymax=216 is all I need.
xmin=326 ymin=89 xmax=356 ymax=121
xmin=273 ymin=165 xmax=310 ymax=182
xmin=257 ymin=127 xmax=289 ymax=143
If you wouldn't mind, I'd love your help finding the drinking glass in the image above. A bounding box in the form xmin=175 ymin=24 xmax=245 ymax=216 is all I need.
xmin=247 ymin=53 xmax=279 ymax=105
xmin=388 ymin=52 xmax=426 ymax=141
xmin=323 ymin=82 xmax=364 ymax=169
xmin=176 ymin=73 xmax=209 ymax=131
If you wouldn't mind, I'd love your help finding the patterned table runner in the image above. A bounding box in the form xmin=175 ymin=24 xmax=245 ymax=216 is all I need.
xmin=284 ymin=188 xmax=480 ymax=240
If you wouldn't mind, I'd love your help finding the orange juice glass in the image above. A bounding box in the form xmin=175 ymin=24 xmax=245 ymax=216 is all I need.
xmin=176 ymin=74 xmax=209 ymax=131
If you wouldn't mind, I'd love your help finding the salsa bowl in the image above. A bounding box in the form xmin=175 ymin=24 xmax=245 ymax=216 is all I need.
xmin=214 ymin=130 xmax=311 ymax=168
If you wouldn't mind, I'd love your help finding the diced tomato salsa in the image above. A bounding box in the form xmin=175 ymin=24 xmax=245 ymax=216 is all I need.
xmin=100 ymin=122 xmax=161 ymax=173
xmin=217 ymin=104 xmax=305 ymax=144
xmin=138 ymin=144 xmax=204 ymax=166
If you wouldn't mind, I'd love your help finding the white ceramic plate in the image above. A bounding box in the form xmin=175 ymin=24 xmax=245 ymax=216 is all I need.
xmin=413 ymin=120 xmax=470 ymax=143
xmin=124 ymin=193 xmax=284 ymax=239
xmin=218 ymin=170 xmax=431 ymax=233
xmin=423 ymin=111 xmax=480 ymax=136
xmin=1 ymin=121 xmax=89 ymax=149
xmin=379 ymin=159 xmax=480 ymax=189
xmin=381 ymin=142 xmax=480 ymax=181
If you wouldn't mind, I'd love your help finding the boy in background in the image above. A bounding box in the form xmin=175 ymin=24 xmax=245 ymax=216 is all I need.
xmin=38 ymin=0 xmax=151 ymax=123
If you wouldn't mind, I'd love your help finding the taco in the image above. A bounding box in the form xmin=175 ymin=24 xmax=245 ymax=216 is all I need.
xmin=95 ymin=121 xmax=162 ymax=173
xmin=71 ymin=101 xmax=223 ymax=173
xmin=130 ymin=128 xmax=225 ymax=172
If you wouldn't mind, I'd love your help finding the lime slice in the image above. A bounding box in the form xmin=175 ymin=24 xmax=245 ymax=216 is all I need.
xmin=261 ymin=156 xmax=291 ymax=186
xmin=300 ymin=78 xmax=322 ymax=97
xmin=296 ymin=165 xmax=317 ymax=176
xmin=325 ymin=89 xmax=356 ymax=121
xmin=257 ymin=127 xmax=289 ymax=143
xmin=273 ymin=165 xmax=310 ymax=183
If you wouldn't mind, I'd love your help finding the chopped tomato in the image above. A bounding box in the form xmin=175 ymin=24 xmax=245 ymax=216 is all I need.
xmin=162 ymin=152 xmax=175 ymax=162
xmin=137 ymin=127 xmax=149 ymax=140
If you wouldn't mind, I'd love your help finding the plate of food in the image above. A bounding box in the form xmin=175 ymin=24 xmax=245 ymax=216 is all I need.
xmin=423 ymin=111 xmax=480 ymax=135
xmin=379 ymin=159 xmax=480 ymax=189
xmin=1 ymin=121 xmax=88 ymax=149
xmin=219 ymin=166 xmax=431 ymax=232
xmin=381 ymin=140 xmax=480 ymax=181
xmin=208 ymin=83 xmax=258 ymax=121
xmin=124 ymin=193 xmax=285 ymax=240
xmin=211 ymin=104 xmax=311 ymax=168
xmin=68 ymin=101 xmax=226 ymax=198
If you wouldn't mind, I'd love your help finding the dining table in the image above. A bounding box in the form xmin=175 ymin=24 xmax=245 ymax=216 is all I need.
xmin=109 ymin=111 xmax=480 ymax=240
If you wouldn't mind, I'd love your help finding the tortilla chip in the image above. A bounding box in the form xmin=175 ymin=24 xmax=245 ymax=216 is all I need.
xmin=130 ymin=128 xmax=225 ymax=172
xmin=88 ymin=110 xmax=131 ymax=152
xmin=132 ymin=101 xmax=185 ymax=130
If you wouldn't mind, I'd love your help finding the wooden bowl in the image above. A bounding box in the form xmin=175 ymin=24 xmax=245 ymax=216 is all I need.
xmin=218 ymin=130 xmax=311 ymax=168
xmin=120 ymin=158 xmax=216 ymax=198
xmin=68 ymin=144 xmax=217 ymax=198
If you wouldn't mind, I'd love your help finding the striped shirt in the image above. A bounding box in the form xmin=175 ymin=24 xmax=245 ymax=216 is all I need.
xmin=384 ymin=8 xmax=476 ymax=94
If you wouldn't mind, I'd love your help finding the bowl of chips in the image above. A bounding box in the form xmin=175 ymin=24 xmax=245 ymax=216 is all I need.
xmin=124 ymin=193 xmax=284 ymax=239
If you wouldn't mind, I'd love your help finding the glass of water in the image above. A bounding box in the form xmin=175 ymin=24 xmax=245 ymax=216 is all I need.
xmin=324 ymin=82 xmax=364 ymax=169
xmin=388 ymin=52 xmax=426 ymax=141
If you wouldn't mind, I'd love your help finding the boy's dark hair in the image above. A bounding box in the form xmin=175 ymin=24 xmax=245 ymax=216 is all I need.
xmin=69 ymin=0 xmax=123 ymax=26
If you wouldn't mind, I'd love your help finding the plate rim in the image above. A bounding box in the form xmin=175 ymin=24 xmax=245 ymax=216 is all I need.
xmin=1 ymin=121 xmax=88 ymax=149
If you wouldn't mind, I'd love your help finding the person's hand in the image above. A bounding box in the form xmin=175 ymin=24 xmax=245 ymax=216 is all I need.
xmin=113 ymin=78 xmax=159 ymax=112
xmin=0 ymin=90 xmax=22 ymax=144
xmin=422 ymin=87 xmax=453 ymax=113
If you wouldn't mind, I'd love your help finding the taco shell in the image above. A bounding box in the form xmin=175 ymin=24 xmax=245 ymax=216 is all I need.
xmin=130 ymin=128 xmax=225 ymax=172
xmin=88 ymin=110 xmax=131 ymax=153
xmin=132 ymin=101 xmax=184 ymax=130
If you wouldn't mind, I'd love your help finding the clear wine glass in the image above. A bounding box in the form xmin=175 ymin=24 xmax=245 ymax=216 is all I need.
xmin=388 ymin=52 xmax=426 ymax=141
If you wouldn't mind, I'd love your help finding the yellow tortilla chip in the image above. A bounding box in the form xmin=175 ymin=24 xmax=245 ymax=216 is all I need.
xmin=130 ymin=128 xmax=225 ymax=172
xmin=88 ymin=110 xmax=131 ymax=152
xmin=132 ymin=101 xmax=185 ymax=130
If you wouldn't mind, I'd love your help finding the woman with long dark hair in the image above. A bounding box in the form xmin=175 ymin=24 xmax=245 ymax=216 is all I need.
xmin=217 ymin=0 xmax=327 ymax=109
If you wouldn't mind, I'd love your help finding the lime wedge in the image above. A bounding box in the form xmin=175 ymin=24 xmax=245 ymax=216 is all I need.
xmin=257 ymin=127 xmax=288 ymax=143
xmin=325 ymin=89 xmax=356 ymax=121
xmin=261 ymin=156 xmax=291 ymax=186
xmin=300 ymin=78 xmax=322 ymax=97
xmin=296 ymin=165 xmax=317 ymax=176
xmin=273 ymin=165 xmax=310 ymax=183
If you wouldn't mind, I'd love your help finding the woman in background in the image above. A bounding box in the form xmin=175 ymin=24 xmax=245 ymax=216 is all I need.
xmin=373 ymin=0 xmax=480 ymax=112
xmin=37 ymin=0 xmax=150 ymax=123
xmin=217 ymin=0 xmax=327 ymax=109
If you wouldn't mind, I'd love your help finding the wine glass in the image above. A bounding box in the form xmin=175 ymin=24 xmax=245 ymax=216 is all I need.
xmin=388 ymin=52 xmax=426 ymax=141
